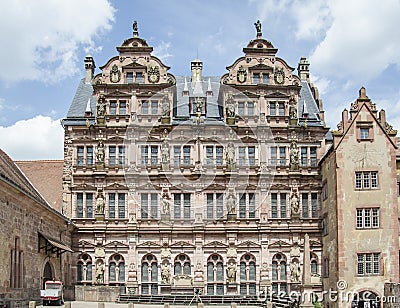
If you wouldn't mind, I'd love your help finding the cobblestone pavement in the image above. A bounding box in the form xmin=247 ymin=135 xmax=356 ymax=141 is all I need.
xmin=35 ymin=301 xmax=262 ymax=308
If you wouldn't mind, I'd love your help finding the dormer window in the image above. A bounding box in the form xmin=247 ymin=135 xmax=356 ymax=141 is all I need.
xmin=136 ymin=72 xmax=143 ymax=84
xmin=182 ymin=90 xmax=189 ymax=96
xmin=189 ymin=97 xmax=206 ymax=115
xmin=127 ymin=72 xmax=133 ymax=84
xmin=262 ymin=73 xmax=269 ymax=84
xmin=360 ymin=128 xmax=369 ymax=139
xmin=206 ymin=90 xmax=213 ymax=96
xmin=253 ymin=73 xmax=260 ymax=85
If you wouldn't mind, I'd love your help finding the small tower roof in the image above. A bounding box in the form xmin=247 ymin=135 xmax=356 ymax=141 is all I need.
xmin=207 ymin=78 xmax=212 ymax=92
xmin=85 ymin=98 xmax=92 ymax=113
xmin=183 ymin=77 xmax=189 ymax=91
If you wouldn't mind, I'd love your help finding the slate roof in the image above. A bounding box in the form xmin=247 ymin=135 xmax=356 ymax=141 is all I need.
xmin=174 ymin=76 xmax=222 ymax=121
xmin=62 ymin=76 xmax=323 ymax=127
xmin=298 ymin=81 xmax=324 ymax=127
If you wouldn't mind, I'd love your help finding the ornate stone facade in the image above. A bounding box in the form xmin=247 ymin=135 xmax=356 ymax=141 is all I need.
xmin=60 ymin=21 xmax=400 ymax=307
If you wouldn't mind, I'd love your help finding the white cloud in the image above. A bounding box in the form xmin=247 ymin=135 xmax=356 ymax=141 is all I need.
xmin=153 ymin=41 xmax=173 ymax=62
xmin=310 ymin=0 xmax=400 ymax=81
xmin=0 ymin=116 xmax=63 ymax=160
xmin=0 ymin=0 xmax=115 ymax=84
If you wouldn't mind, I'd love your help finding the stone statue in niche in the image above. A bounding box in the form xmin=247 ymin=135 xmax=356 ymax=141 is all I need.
xmin=162 ymin=95 xmax=170 ymax=117
xmin=225 ymin=142 xmax=235 ymax=169
xmin=96 ymin=95 xmax=106 ymax=118
xmin=290 ymin=260 xmax=301 ymax=282
xmin=95 ymin=261 xmax=104 ymax=284
xmin=225 ymin=93 xmax=235 ymax=120
xmin=161 ymin=198 xmax=170 ymax=215
xmin=161 ymin=140 xmax=170 ymax=171
xmin=96 ymin=140 xmax=105 ymax=164
xmin=290 ymin=192 xmax=300 ymax=216
xmin=289 ymin=140 xmax=299 ymax=171
xmin=95 ymin=191 xmax=105 ymax=215
xmin=226 ymin=262 xmax=236 ymax=283
xmin=226 ymin=193 xmax=237 ymax=214
xmin=161 ymin=263 xmax=170 ymax=284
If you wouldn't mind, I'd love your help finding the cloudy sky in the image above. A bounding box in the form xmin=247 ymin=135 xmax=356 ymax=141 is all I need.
xmin=1 ymin=0 xmax=400 ymax=160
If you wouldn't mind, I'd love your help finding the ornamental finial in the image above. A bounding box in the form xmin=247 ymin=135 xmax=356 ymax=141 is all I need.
xmin=133 ymin=20 xmax=138 ymax=37
xmin=254 ymin=20 xmax=262 ymax=37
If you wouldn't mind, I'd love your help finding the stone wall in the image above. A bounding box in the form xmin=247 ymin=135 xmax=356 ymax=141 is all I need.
xmin=75 ymin=285 xmax=121 ymax=302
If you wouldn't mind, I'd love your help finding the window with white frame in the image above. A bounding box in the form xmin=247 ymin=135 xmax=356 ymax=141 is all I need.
xmin=238 ymin=193 xmax=256 ymax=219
xmin=238 ymin=146 xmax=256 ymax=166
xmin=173 ymin=193 xmax=191 ymax=219
xmin=77 ymin=146 xmax=94 ymax=166
xmin=141 ymin=100 xmax=149 ymax=114
xmin=206 ymin=193 xmax=224 ymax=220
xmin=77 ymin=254 xmax=93 ymax=283
xmin=108 ymin=146 xmax=125 ymax=166
xmin=109 ymin=100 xmax=117 ymax=115
xmin=207 ymin=254 xmax=224 ymax=295
xmin=141 ymin=193 xmax=158 ymax=219
xmin=76 ymin=192 xmax=94 ymax=218
xmin=240 ymin=254 xmax=256 ymax=295
xmin=356 ymin=208 xmax=379 ymax=229
xmin=141 ymin=254 xmax=158 ymax=295
xmin=140 ymin=145 xmax=158 ymax=166
xmin=271 ymin=253 xmax=287 ymax=295
xmin=357 ymin=253 xmax=380 ymax=276
xmin=301 ymin=193 xmax=318 ymax=218
xmin=108 ymin=193 xmax=126 ymax=219
xmin=205 ymin=145 xmax=223 ymax=166
xmin=355 ymin=171 xmax=378 ymax=190
xmin=270 ymin=193 xmax=287 ymax=218
xmin=119 ymin=101 xmax=127 ymax=115
xmin=270 ymin=102 xmax=276 ymax=116
xmin=174 ymin=254 xmax=191 ymax=276
xmin=109 ymin=254 xmax=125 ymax=283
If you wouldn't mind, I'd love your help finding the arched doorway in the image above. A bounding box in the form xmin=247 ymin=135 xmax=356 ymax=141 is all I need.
xmin=351 ymin=290 xmax=380 ymax=308
xmin=43 ymin=262 xmax=53 ymax=289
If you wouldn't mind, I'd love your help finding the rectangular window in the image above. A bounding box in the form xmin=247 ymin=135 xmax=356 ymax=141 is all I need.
xmin=280 ymin=193 xmax=287 ymax=218
xmin=216 ymin=194 xmax=223 ymax=219
xmin=110 ymin=101 xmax=117 ymax=115
xmin=174 ymin=146 xmax=181 ymax=166
xmin=118 ymin=146 xmax=125 ymax=166
xmin=262 ymin=73 xmax=269 ymax=84
xmin=77 ymin=146 xmax=84 ymax=166
xmin=271 ymin=193 xmax=277 ymax=218
xmin=279 ymin=147 xmax=286 ymax=166
xmin=207 ymin=193 xmax=214 ymax=219
xmin=127 ymin=72 xmax=133 ymax=84
xmin=301 ymin=147 xmax=307 ymax=166
xmin=239 ymin=195 xmax=246 ymax=218
xmin=239 ymin=147 xmax=246 ymax=166
xmin=184 ymin=194 xmax=191 ymax=219
xmin=302 ymin=193 xmax=309 ymax=218
xmin=278 ymin=102 xmax=285 ymax=116
xmin=86 ymin=193 xmax=93 ymax=218
xmin=183 ymin=146 xmax=191 ymax=166
xmin=119 ymin=101 xmax=126 ymax=115
xmin=136 ymin=72 xmax=143 ymax=83
xmin=141 ymin=146 xmax=149 ymax=165
xmin=109 ymin=193 xmax=115 ymax=219
xmin=216 ymin=146 xmax=223 ymax=166
xmin=249 ymin=193 xmax=255 ymax=218
xmin=310 ymin=147 xmax=317 ymax=167
xmin=357 ymin=253 xmax=380 ymax=276
xmin=151 ymin=101 xmax=158 ymax=115
xmin=77 ymin=193 xmax=83 ymax=218
xmin=311 ymin=193 xmax=318 ymax=218
xmin=355 ymin=171 xmax=379 ymax=190
xmin=141 ymin=194 xmax=148 ymax=219
xmin=238 ymin=102 xmax=245 ymax=116
xmin=253 ymin=73 xmax=259 ymax=84
xmin=109 ymin=146 xmax=116 ymax=166
xmin=118 ymin=194 xmax=125 ymax=218
xmin=356 ymin=208 xmax=379 ymax=229
xmin=248 ymin=147 xmax=255 ymax=166
xmin=141 ymin=101 xmax=149 ymax=114
xmin=248 ymin=102 xmax=254 ymax=116
xmin=151 ymin=146 xmax=158 ymax=166
xmin=270 ymin=147 xmax=277 ymax=166
xmin=270 ymin=102 xmax=276 ymax=116
xmin=360 ymin=128 xmax=369 ymax=139
xmin=206 ymin=146 xmax=213 ymax=165
xmin=87 ymin=146 xmax=93 ymax=166
xmin=174 ymin=194 xmax=181 ymax=219
xmin=150 ymin=194 xmax=158 ymax=218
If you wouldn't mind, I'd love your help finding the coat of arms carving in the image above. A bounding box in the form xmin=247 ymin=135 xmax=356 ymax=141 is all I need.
xmin=110 ymin=64 xmax=121 ymax=83
xmin=147 ymin=65 xmax=160 ymax=83
xmin=237 ymin=65 xmax=247 ymax=83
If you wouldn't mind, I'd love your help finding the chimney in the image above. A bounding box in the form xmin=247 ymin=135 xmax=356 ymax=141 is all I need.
xmin=379 ymin=109 xmax=386 ymax=124
xmin=191 ymin=59 xmax=203 ymax=83
xmin=342 ymin=109 xmax=349 ymax=131
xmin=298 ymin=57 xmax=310 ymax=82
xmin=84 ymin=54 xmax=95 ymax=84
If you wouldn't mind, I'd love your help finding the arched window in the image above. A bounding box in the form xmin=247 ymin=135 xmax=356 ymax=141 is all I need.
xmin=109 ymin=254 xmax=125 ymax=283
xmin=311 ymin=253 xmax=318 ymax=275
xmin=141 ymin=254 xmax=158 ymax=295
xmin=77 ymin=254 xmax=93 ymax=283
xmin=272 ymin=253 xmax=287 ymax=295
xmin=206 ymin=254 xmax=224 ymax=295
xmin=174 ymin=254 xmax=191 ymax=276
xmin=239 ymin=254 xmax=257 ymax=295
